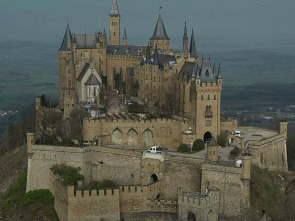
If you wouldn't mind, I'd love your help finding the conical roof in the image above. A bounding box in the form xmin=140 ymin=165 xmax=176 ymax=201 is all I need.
xmin=145 ymin=44 xmax=152 ymax=63
xmin=189 ymin=29 xmax=198 ymax=58
xmin=59 ymin=23 xmax=72 ymax=51
xmin=151 ymin=14 xmax=169 ymax=40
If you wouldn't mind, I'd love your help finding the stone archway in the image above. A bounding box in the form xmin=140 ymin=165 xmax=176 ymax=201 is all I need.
xmin=143 ymin=129 xmax=153 ymax=147
xmin=127 ymin=129 xmax=138 ymax=146
xmin=207 ymin=209 xmax=217 ymax=221
xmin=112 ymin=128 xmax=123 ymax=144
xmin=203 ymin=131 xmax=212 ymax=143
xmin=187 ymin=211 xmax=196 ymax=221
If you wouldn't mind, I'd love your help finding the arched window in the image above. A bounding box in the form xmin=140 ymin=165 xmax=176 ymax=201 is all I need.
xmin=205 ymin=69 xmax=209 ymax=77
xmin=93 ymin=87 xmax=96 ymax=97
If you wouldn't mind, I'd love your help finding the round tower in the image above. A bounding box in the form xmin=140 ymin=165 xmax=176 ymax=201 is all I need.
xmin=279 ymin=121 xmax=288 ymax=140
xmin=26 ymin=133 xmax=35 ymax=154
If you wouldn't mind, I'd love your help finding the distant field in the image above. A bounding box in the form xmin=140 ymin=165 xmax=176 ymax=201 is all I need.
xmin=0 ymin=41 xmax=59 ymax=110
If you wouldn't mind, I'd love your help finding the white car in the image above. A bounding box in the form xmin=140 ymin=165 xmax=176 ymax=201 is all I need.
xmin=148 ymin=146 xmax=162 ymax=154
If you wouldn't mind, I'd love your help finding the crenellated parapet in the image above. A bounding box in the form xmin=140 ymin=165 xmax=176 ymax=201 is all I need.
xmin=178 ymin=191 xmax=219 ymax=209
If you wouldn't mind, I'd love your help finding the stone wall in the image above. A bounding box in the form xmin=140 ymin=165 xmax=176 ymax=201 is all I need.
xmin=247 ymin=133 xmax=288 ymax=171
xmin=83 ymin=118 xmax=192 ymax=150
xmin=200 ymin=163 xmax=250 ymax=220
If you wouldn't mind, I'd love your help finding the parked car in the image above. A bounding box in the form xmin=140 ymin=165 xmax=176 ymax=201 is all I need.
xmin=148 ymin=146 xmax=162 ymax=154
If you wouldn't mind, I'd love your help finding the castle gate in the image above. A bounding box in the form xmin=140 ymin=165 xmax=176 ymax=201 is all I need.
xmin=127 ymin=129 xmax=138 ymax=145
xmin=143 ymin=129 xmax=153 ymax=147
xmin=112 ymin=128 xmax=123 ymax=144
xmin=187 ymin=212 xmax=196 ymax=221
xmin=204 ymin=131 xmax=212 ymax=143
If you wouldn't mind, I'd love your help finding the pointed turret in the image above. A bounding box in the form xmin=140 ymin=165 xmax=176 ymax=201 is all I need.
xmin=183 ymin=21 xmax=188 ymax=39
xmin=150 ymin=8 xmax=170 ymax=53
xmin=217 ymin=64 xmax=222 ymax=79
xmin=183 ymin=21 xmax=188 ymax=56
xmin=123 ymin=28 xmax=127 ymax=46
xmin=110 ymin=0 xmax=120 ymax=16
xmin=59 ymin=22 xmax=72 ymax=51
xmin=151 ymin=13 xmax=169 ymax=40
xmin=189 ymin=29 xmax=198 ymax=59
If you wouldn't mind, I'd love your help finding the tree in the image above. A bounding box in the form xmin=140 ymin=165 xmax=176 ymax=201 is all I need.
xmin=217 ymin=134 xmax=228 ymax=147
xmin=100 ymin=89 xmax=117 ymax=113
xmin=193 ymin=139 xmax=205 ymax=152
xmin=177 ymin=144 xmax=190 ymax=153
xmin=133 ymin=80 xmax=140 ymax=96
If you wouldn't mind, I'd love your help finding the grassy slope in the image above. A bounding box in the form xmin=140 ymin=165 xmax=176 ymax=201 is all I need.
xmin=251 ymin=165 xmax=295 ymax=220
xmin=0 ymin=145 xmax=58 ymax=221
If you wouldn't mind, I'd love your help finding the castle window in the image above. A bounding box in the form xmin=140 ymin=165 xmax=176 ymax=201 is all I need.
xmin=154 ymin=77 xmax=156 ymax=81
xmin=214 ymin=95 xmax=216 ymax=100
xmin=201 ymin=95 xmax=204 ymax=100
xmin=114 ymin=32 xmax=116 ymax=36
xmin=208 ymin=95 xmax=210 ymax=100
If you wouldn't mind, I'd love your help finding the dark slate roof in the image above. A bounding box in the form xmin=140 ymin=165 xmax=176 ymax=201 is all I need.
xmin=189 ymin=29 xmax=198 ymax=58
xmin=84 ymin=73 xmax=100 ymax=85
xmin=179 ymin=62 xmax=199 ymax=82
xmin=145 ymin=46 xmax=152 ymax=63
xmin=199 ymin=58 xmax=216 ymax=82
xmin=183 ymin=21 xmax=188 ymax=39
xmin=107 ymin=45 xmax=142 ymax=55
xmin=151 ymin=14 xmax=169 ymax=40
xmin=77 ymin=63 xmax=90 ymax=81
xmin=75 ymin=34 xmax=99 ymax=49
xmin=59 ymin=24 xmax=72 ymax=51
xmin=110 ymin=0 xmax=120 ymax=16
xmin=141 ymin=53 xmax=176 ymax=68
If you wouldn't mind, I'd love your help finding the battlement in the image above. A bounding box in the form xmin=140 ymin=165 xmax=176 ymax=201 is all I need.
xmin=119 ymin=181 xmax=163 ymax=195
xmin=178 ymin=192 xmax=219 ymax=208
xmin=84 ymin=117 xmax=188 ymax=124
xmin=107 ymin=54 xmax=141 ymax=60
xmin=70 ymin=188 xmax=120 ymax=198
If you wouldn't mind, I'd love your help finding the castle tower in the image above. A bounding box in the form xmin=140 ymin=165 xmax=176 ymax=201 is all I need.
xmin=207 ymin=145 xmax=219 ymax=162
xmin=109 ymin=0 xmax=120 ymax=45
xmin=279 ymin=121 xmax=288 ymax=140
xmin=26 ymin=133 xmax=35 ymax=154
xmin=183 ymin=22 xmax=188 ymax=58
xmin=150 ymin=9 xmax=170 ymax=53
xmin=189 ymin=29 xmax=198 ymax=61
xmin=123 ymin=28 xmax=127 ymax=46
xmin=192 ymin=58 xmax=222 ymax=142
xmin=59 ymin=22 xmax=73 ymax=108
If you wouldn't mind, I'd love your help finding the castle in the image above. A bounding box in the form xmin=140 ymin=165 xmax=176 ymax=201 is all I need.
xmin=26 ymin=1 xmax=289 ymax=220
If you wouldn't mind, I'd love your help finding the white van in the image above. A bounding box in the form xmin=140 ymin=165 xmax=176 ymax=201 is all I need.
xmin=148 ymin=146 xmax=162 ymax=154
xmin=235 ymin=131 xmax=241 ymax=137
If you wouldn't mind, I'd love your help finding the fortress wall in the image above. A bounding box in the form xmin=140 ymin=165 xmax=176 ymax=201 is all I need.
xmin=247 ymin=134 xmax=288 ymax=171
xmin=26 ymin=145 xmax=86 ymax=192
xmin=83 ymin=118 xmax=190 ymax=150
xmin=220 ymin=118 xmax=238 ymax=133
xmin=163 ymin=155 xmax=204 ymax=200
xmin=86 ymin=147 xmax=143 ymax=186
xmin=68 ymin=188 xmax=120 ymax=221
xmin=200 ymin=163 xmax=247 ymax=219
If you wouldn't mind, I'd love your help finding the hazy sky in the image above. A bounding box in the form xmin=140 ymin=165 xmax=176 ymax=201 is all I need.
xmin=0 ymin=0 xmax=294 ymax=51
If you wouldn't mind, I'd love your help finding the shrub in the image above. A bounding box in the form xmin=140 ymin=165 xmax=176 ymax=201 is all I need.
xmin=217 ymin=134 xmax=228 ymax=147
xmin=230 ymin=146 xmax=239 ymax=157
xmin=50 ymin=164 xmax=84 ymax=187
xmin=192 ymin=139 xmax=205 ymax=152
xmin=177 ymin=144 xmax=190 ymax=153
xmin=89 ymin=180 xmax=116 ymax=190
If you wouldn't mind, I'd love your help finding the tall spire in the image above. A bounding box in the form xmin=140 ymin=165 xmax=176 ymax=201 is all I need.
xmin=217 ymin=64 xmax=222 ymax=79
xmin=110 ymin=0 xmax=120 ymax=16
xmin=151 ymin=9 xmax=169 ymax=40
xmin=189 ymin=28 xmax=198 ymax=58
xmin=145 ymin=43 xmax=152 ymax=64
xmin=59 ymin=22 xmax=72 ymax=51
xmin=123 ymin=28 xmax=127 ymax=39
xmin=183 ymin=21 xmax=188 ymax=39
